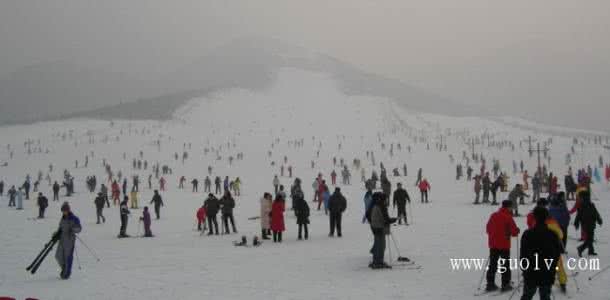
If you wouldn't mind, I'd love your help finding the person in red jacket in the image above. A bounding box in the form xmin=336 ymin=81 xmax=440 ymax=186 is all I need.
xmin=605 ymin=165 xmax=610 ymax=183
xmin=485 ymin=200 xmax=520 ymax=292
xmin=549 ymin=176 xmax=559 ymax=196
xmin=159 ymin=177 xmax=166 ymax=191
xmin=196 ymin=205 xmax=207 ymax=231
xmin=111 ymin=180 xmax=120 ymax=205
xmin=270 ymin=194 xmax=286 ymax=243
xmin=418 ymin=178 xmax=431 ymax=203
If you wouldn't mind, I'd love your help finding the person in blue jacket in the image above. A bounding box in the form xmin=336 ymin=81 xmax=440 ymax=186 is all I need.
xmin=548 ymin=192 xmax=570 ymax=249
xmin=54 ymin=202 xmax=82 ymax=279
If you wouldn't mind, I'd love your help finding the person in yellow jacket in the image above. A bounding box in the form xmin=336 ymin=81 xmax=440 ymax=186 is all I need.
xmin=527 ymin=199 xmax=568 ymax=293
xmin=130 ymin=190 xmax=139 ymax=209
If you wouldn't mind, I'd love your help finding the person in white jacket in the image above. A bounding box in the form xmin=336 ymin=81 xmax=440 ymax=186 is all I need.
xmin=260 ymin=193 xmax=272 ymax=240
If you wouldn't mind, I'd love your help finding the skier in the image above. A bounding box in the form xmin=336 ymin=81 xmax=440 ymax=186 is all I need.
xmin=474 ymin=175 xmax=481 ymax=204
xmin=482 ymin=173 xmax=491 ymax=203
xmin=330 ymin=170 xmax=337 ymax=186
xmin=392 ymin=183 xmax=410 ymax=225
xmin=260 ymin=192 xmax=272 ymax=240
xmin=220 ymin=190 xmax=237 ymax=234
xmin=94 ymin=192 xmax=106 ymax=224
xmin=130 ymin=190 xmax=138 ymax=209
xmin=100 ymin=184 xmax=109 ymax=207
xmin=196 ymin=204 xmax=207 ymax=232
xmin=273 ymin=175 xmax=280 ymax=195
xmin=16 ymin=187 xmax=24 ymax=210
xmin=270 ymin=194 xmax=286 ymax=243
xmin=367 ymin=192 xmax=394 ymax=269
xmin=204 ymin=194 xmax=220 ymax=235
xmin=204 ymin=176 xmax=212 ymax=193
xmin=418 ymin=178 xmax=430 ymax=203
xmin=159 ymin=177 xmax=166 ymax=191
xmin=328 ymin=187 xmax=347 ymax=237
xmin=111 ymin=180 xmax=120 ymax=205
xmin=491 ymin=176 xmax=501 ymax=205
xmin=519 ymin=207 xmax=562 ymax=299
xmin=37 ymin=192 xmax=49 ymax=218
xmin=294 ymin=190 xmax=310 ymax=240
xmin=532 ymin=173 xmax=542 ymax=203
xmin=22 ymin=179 xmax=30 ymax=200
xmin=54 ymin=202 xmax=81 ymax=279
xmin=508 ymin=184 xmax=529 ymax=216
xmin=118 ymin=196 xmax=130 ymax=238
xmin=214 ymin=176 xmax=221 ymax=194
xmin=312 ymin=177 xmax=320 ymax=203
xmin=574 ymin=191 xmax=603 ymax=257
xmin=140 ymin=206 xmax=153 ymax=237
xmin=0 ymin=180 xmax=3 ymax=197
xmin=191 ymin=178 xmax=199 ymax=192
xmin=485 ymin=200 xmax=520 ymax=292
xmin=149 ymin=190 xmax=164 ymax=220
xmin=549 ymin=193 xmax=570 ymax=248
xmin=525 ymin=199 xmax=568 ymax=293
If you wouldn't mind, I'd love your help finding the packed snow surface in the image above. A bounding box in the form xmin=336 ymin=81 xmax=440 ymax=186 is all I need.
xmin=0 ymin=68 xmax=608 ymax=299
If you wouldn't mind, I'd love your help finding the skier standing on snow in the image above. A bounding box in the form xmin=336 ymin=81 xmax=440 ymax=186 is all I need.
xmin=7 ymin=185 xmax=16 ymax=207
xmin=214 ymin=176 xmax=221 ymax=194
xmin=328 ymin=187 xmax=347 ymax=237
xmin=37 ymin=192 xmax=49 ymax=218
xmin=204 ymin=194 xmax=220 ymax=235
xmin=220 ymin=190 xmax=237 ymax=234
xmin=367 ymin=192 xmax=394 ymax=269
xmin=118 ymin=196 xmax=130 ymax=238
xmin=482 ymin=173 xmax=491 ymax=203
xmin=94 ymin=192 xmax=106 ymax=224
xmin=474 ymin=175 xmax=481 ymax=204
xmin=519 ymin=207 xmax=562 ymax=299
xmin=204 ymin=176 xmax=211 ymax=193
xmin=270 ymin=194 xmax=286 ymax=243
xmin=196 ymin=204 xmax=207 ymax=232
xmin=260 ymin=192 xmax=272 ymax=240
xmin=485 ymin=200 xmax=519 ymax=292
xmin=418 ymin=178 xmax=430 ymax=203
xmin=53 ymin=181 xmax=61 ymax=201
xmin=273 ymin=175 xmax=280 ymax=195
xmin=149 ymin=190 xmax=164 ymax=220
xmin=294 ymin=189 xmax=310 ymax=240
xmin=54 ymin=202 xmax=81 ymax=279
xmin=140 ymin=206 xmax=153 ymax=237
xmin=392 ymin=183 xmax=410 ymax=225
xmin=16 ymin=187 xmax=24 ymax=210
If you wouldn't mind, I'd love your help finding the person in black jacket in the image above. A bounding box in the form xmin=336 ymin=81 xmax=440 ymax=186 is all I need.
xmin=149 ymin=190 xmax=164 ymax=220
xmin=520 ymin=206 xmax=562 ymax=300
xmin=219 ymin=190 xmax=237 ymax=234
xmin=94 ymin=192 xmax=106 ymax=224
xmin=204 ymin=193 xmax=220 ymax=235
xmin=37 ymin=192 xmax=49 ymax=218
xmin=293 ymin=189 xmax=310 ymax=240
xmin=392 ymin=183 xmax=410 ymax=225
xmin=328 ymin=187 xmax=347 ymax=237
xmin=53 ymin=181 xmax=61 ymax=201
xmin=118 ymin=196 xmax=131 ymax=238
xmin=575 ymin=191 xmax=603 ymax=257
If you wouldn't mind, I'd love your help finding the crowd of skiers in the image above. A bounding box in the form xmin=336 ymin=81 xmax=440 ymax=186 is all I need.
xmin=484 ymin=185 xmax=603 ymax=298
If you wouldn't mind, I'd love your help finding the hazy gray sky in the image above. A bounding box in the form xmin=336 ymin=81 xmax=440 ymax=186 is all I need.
xmin=1 ymin=0 xmax=609 ymax=130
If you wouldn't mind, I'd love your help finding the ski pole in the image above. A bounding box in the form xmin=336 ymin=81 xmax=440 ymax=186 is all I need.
xmin=475 ymin=258 xmax=490 ymax=291
xmin=588 ymin=265 xmax=610 ymax=281
xmin=75 ymin=245 xmax=82 ymax=270
xmin=387 ymin=234 xmax=393 ymax=264
xmin=408 ymin=200 xmax=414 ymax=225
xmin=76 ymin=236 xmax=101 ymax=262
xmin=572 ymin=271 xmax=581 ymax=292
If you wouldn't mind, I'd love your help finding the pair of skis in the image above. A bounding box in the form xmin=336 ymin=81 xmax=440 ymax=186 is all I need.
xmin=26 ymin=238 xmax=58 ymax=275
